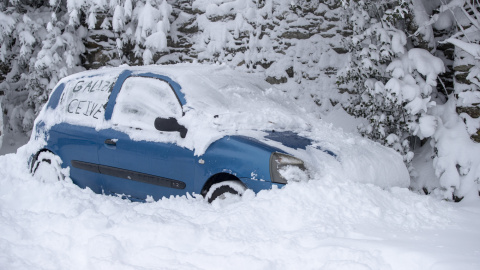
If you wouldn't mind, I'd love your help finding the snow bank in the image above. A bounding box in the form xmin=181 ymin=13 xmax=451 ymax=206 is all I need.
xmin=2 ymin=151 xmax=480 ymax=270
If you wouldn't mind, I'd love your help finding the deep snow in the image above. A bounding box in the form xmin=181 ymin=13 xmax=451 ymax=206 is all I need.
xmin=1 ymin=148 xmax=480 ymax=269
xmin=1 ymin=63 xmax=479 ymax=269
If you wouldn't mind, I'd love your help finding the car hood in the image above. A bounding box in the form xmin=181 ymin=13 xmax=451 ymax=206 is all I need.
xmin=264 ymin=130 xmax=337 ymax=158
xmin=258 ymin=130 xmax=409 ymax=189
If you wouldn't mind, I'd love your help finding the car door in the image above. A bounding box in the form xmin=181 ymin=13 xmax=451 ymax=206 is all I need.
xmin=47 ymin=75 xmax=117 ymax=193
xmin=97 ymin=75 xmax=195 ymax=201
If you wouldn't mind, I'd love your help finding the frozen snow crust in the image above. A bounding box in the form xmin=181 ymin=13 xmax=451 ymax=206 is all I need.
xmin=37 ymin=63 xmax=409 ymax=189
xmin=1 ymin=152 xmax=480 ymax=270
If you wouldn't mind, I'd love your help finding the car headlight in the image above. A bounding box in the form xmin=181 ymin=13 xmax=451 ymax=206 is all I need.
xmin=270 ymin=152 xmax=307 ymax=184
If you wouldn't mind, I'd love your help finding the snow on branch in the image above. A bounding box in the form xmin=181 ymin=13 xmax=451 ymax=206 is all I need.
xmin=0 ymin=11 xmax=16 ymax=37
xmin=439 ymin=0 xmax=480 ymax=30
xmin=445 ymin=37 xmax=480 ymax=60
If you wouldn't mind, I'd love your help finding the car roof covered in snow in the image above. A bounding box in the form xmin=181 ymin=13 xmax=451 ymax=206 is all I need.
xmin=57 ymin=63 xmax=274 ymax=113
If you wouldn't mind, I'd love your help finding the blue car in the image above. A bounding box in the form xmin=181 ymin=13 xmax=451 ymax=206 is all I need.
xmin=29 ymin=64 xmax=409 ymax=202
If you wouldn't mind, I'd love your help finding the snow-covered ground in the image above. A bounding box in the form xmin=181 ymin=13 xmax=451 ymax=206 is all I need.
xmin=1 ymin=64 xmax=478 ymax=269
xmin=1 ymin=146 xmax=479 ymax=269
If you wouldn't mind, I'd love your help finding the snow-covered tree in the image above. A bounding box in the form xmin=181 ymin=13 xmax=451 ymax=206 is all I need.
xmin=67 ymin=0 xmax=173 ymax=65
xmin=0 ymin=1 xmax=86 ymax=135
xmin=338 ymin=0 xmax=445 ymax=177
xmin=339 ymin=0 xmax=480 ymax=201
xmin=184 ymin=0 xmax=349 ymax=114
xmin=0 ymin=0 xmax=174 ymax=137
xmin=418 ymin=0 xmax=480 ymax=201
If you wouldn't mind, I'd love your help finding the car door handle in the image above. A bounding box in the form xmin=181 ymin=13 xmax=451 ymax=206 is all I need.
xmin=104 ymin=139 xmax=117 ymax=146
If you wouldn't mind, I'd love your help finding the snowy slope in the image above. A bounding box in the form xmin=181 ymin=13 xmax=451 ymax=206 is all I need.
xmin=1 ymin=151 xmax=479 ymax=270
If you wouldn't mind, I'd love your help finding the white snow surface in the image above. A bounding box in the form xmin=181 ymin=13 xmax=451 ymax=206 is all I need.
xmin=1 ymin=150 xmax=480 ymax=270
xmin=38 ymin=63 xmax=409 ymax=189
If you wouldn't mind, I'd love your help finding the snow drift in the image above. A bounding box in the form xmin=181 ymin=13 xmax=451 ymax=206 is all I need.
xmin=1 ymin=151 xmax=480 ymax=270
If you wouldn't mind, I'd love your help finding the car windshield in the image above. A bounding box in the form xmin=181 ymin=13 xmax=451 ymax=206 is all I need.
xmin=169 ymin=68 xmax=311 ymax=135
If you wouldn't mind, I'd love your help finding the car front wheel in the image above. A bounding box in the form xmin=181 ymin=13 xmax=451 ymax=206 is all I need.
xmin=31 ymin=151 xmax=65 ymax=182
xmin=205 ymin=180 xmax=246 ymax=203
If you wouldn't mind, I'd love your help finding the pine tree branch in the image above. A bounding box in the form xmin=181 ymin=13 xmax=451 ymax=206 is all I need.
xmin=439 ymin=0 xmax=471 ymax=43
xmin=445 ymin=37 xmax=480 ymax=59
xmin=459 ymin=3 xmax=480 ymax=31
xmin=466 ymin=0 xmax=480 ymax=25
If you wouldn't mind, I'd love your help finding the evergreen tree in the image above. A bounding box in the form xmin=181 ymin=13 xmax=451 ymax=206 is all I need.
xmin=0 ymin=0 xmax=174 ymax=136
xmin=338 ymin=0 xmax=444 ymax=177
xmin=422 ymin=0 xmax=480 ymax=200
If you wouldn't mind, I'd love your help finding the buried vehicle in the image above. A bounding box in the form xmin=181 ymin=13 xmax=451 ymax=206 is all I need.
xmin=28 ymin=64 xmax=410 ymax=202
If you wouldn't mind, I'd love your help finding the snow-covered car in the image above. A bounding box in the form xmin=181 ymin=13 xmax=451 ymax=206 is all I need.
xmin=28 ymin=64 xmax=410 ymax=202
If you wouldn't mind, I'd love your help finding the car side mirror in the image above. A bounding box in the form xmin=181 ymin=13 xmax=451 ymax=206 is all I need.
xmin=154 ymin=117 xmax=187 ymax=138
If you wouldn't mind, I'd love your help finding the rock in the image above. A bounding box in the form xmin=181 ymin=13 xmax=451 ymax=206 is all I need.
xmin=332 ymin=47 xmax=349 ymax=54
xmin=176 ymin=17 xmax=198 ymax=34
xmin=318 ymin=24 xmax=336 ymax=32
xmin=321 ymin=33 xmax=335 ymax=38
xmin=456 ymin=106 xmax=480 ymax=119
xmin=472 ymin=130 xmax=480 ymax=143
xmin=455 ymin=72 xmax=472 ymax=85
xmin=286 ymin=66 xmax=294 ymax=78
xmin=324 ymin=16 xmax=340 ymax=22
xmin=454 ymin=64 xmax=475 ymax=72
xmin=337 ymin=29 xmax=353 ymax=37
xmin=266 ymin=76 xmax=288 ymax=84
xmin=208 ymin=14 xmax=236 ymax=22
xmin=279 ymin=31 xmax=311 ymax=40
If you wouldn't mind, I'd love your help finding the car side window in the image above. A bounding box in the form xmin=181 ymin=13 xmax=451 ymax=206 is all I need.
xmin=111 ymin=76 xmax=182 ymax=130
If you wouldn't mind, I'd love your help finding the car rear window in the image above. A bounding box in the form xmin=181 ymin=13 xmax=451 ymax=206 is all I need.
xmin=57 ymin=73 xmax=118 ymax=127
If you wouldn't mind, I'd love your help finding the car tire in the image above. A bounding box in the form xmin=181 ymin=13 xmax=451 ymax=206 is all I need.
xmin=206 ymin=180 xmax=246 ymax=203
xmin=31 ymin=151 xmax=65 ymax=182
